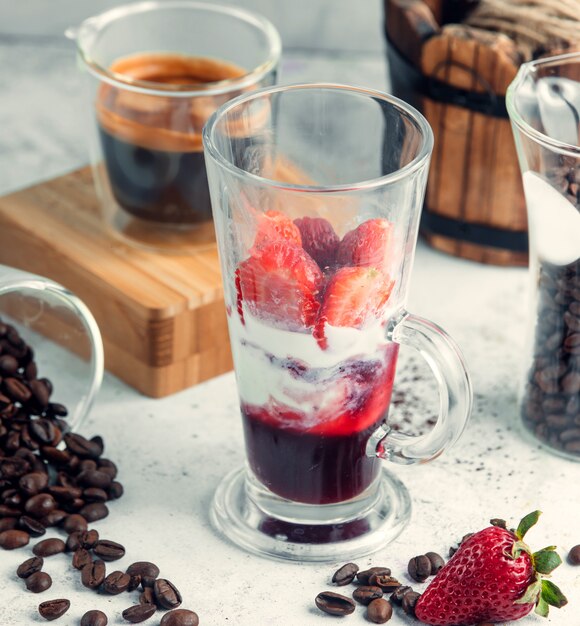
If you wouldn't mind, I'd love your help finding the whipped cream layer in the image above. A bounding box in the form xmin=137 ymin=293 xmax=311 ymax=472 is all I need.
xmin=228 ymin=306 xmax=390 ymax=429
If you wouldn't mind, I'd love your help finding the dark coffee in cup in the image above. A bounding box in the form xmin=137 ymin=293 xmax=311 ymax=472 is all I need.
xmin=96 ymin=53 xmax=248 ymax=224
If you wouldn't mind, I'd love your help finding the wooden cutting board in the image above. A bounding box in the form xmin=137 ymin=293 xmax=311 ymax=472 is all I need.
xmin=0 ymin=167 xmax=233 ymax=398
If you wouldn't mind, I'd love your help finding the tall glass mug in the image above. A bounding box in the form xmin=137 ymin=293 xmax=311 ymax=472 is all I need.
xmin=69 ymin=1 xmax=281 ymax=251
xmin=203 ymin=84 xmax=473 ymax=561
xmin=0 ymin=265 xmax=103 ymax=432
xmin=507 ymin=53 xmax=580 ymax=460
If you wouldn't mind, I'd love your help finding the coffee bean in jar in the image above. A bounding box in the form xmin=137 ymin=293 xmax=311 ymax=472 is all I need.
xmin=520 ymin=159 xmax=580 ymax=459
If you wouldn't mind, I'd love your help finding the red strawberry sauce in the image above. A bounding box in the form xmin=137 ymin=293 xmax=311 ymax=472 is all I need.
xmin=241 ymin=344 xmax=399 ymax=504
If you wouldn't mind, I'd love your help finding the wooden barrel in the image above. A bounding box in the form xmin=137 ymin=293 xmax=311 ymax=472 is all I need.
xmin=384 ymin=0 xmax=528 ymax=266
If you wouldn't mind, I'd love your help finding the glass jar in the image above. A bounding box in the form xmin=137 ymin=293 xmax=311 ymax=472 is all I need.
xmin=507 ymin=52 xmax=580 ymax=459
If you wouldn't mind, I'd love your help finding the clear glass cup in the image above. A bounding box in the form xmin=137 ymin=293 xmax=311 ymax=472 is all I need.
xmin=507 ymin=52 xmax=580 ymax=461
xmin=68 ymin=1 xmax=281 ymax=252
xmin=0 ymin=265 xmax=103 ymax=432
xmin=203 ymin=83 xmax=473 ymax=561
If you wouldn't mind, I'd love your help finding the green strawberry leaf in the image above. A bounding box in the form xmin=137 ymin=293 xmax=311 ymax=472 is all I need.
xmin=535 ymin=595 xmax=549 ymax=617
xmin=515 ymin=510 xmax=542 ymax=540
xmin=533 ymin=549 xmax=562 ymax=575
xmin=541 ymin=579 xmax=568 ymax=609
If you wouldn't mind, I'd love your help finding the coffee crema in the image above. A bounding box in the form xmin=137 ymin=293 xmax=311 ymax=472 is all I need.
xmin=96 ymin=52 xmax=248 ymax=224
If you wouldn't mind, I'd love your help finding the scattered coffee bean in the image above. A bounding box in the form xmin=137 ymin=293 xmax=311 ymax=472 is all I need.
xmin=16 ymin=556 xmax=44 ymax=579
xmin=128 ymin=574 xmax=142 ymax=592
xmin=368 ymin=574 xmax=401 ymax=592
xmin=93 ymin=539 xmax=125 ymax=561
xmin=352 ymin=585 xmax=383 ymax=605
xmin=41 ymin=510 xmax=67 ymax=528
xmin=72 ymin=548 xmax=93 ymax=571
xmin=160 ymin=609 xmax=200 ymax=626
xmin=0 ymin=529 xmax=30 ymax=549
xmin=0 ymin=518 xmax=18 ymax=532
xmin=38 ymin=598 xmax=70 ymax=621
xmin=25 ymin=571 xmax=52 ymax=593
xmin=62 ymin=513 xmax=88 ymax=534
xmin=408 ymin=555 xmax=432 ymax=582
xmin=154 ymin=579 xmax=182 ymax=610
xmin=84 ymin=488 xmax=108 ymax=503
xmin=25 ymin=493 xmax=57 ymax=518
xmin=140 ymin=587 xmax=155 ymax=605
xmin=402 ymin=591 xmax=421 ymax=616
xmin=389 ymin=585 xmax=413 ymax=605
xmin=356 ymin=567 xmax=391 ymax=585
xmin=568 ymin=545 xmax=580 ymax=565
xmin=122 ymin=603 xmax=157 ymax=623
xmin=19 ymin=471 xmax=49 ymax=495
xmin=78 ymin=470 xmax=112 ymax=490
xmin=64 ymin=433 xmax=102 ymax=460
xmin=109 ymin=481 xmax=124 ymax=499
xmin=332 ymin=562 xmax=359 ymax=586
xmin=127 ymin=561 xmax=160 ymax=580
xmin=67 ymin=529 xmax=99 ymax=552
xmin=19 ymin=515 xmax=47 ymax=537
xmin=103 ymin=570 xmax=131 ymax=594
xmin=81 ymin=559 xmax=106 ymax=589
xmin=79 ymin=502 xmax=109 ymax=522
xmin=81 ymin=610 xmax=108 ymax=626
xmin=33 ymin=538 xmax=66 ymax=557
xmin=425 ymin=551 xmax=445 ymax=574
xmin=367 ymin=598 xmax=392 ymax=623
xmin=315 ymin=591 xmax=356 ymax=616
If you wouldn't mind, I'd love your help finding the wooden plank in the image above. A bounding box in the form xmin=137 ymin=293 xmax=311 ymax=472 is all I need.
xmin=385 ymin=0 xmax=439 ymax=65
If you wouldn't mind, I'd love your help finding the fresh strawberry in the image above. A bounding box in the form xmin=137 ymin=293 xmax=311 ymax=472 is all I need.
xmin=293 ymin=216 xmax=339 ymax=269
xmin=252 ymin=210 xmax=302 ymax=250
xmin=236 ymin=241 xmax=322 ymax=330
xmin=336 ymin=218 xmax=395 ymax=273
xmin=314 ymin=266 xmax=394 ymax=349
xmin=415 ymin=511 xmax=568 ymax=626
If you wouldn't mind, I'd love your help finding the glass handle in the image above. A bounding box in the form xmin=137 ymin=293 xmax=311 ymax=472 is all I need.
xmin=367 ymin=310 xmax=473 ymax=465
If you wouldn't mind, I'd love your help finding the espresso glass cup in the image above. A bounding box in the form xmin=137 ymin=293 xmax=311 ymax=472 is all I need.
xmin=507 ymin=52 xmax=580 ymax=460
xmin=69 ymin=1 xmax=281 ymax=252
xmin=203 ymin=83 xmax=473 ymax=561
xmin=0 ymin=265 xmax=103 ymax=432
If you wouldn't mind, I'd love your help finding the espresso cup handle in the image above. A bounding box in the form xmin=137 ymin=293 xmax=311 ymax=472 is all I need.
xmin=367 ymin=310 xmax=472 ymax=465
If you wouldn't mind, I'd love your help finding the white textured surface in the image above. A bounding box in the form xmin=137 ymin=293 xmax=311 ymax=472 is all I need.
xmin=0 ymin=20 xmax=579 ymax=626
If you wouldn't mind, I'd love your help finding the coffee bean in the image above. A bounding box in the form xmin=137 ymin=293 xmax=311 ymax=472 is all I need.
xmin=390 ymin=585 xmax=413 ymax=605
xmin=29 ymin=419 xmax=57 ymax=445
xmin=94 ymin=539 xmax=125 ymax=561
xmin=425 ymin=551 xmax=445 ymax=574
xmin=332 ymin=562 xmax=359 ymax=586
xmin=109 ymin=481 xmax=124 ymax=500
xmin=19 ymin=515 xmax=46 ymax=537
xmin=0 ymin=529 xmax=30 ymax=549
xmin=29 ymin=380 xmax=51 ymax=409
xmin=154 ymin=579 xmax=182 ymax=609
xmin=38 ymin=598 xmax=70 ymax=621
xmin=40 ymin=510 xmax=67 ymax=528
xmin=79 ymin=502 xmax=109 ymax=522
xmin=78 ymin=470 xmax=112 ymax=490
xmin=19 ymin=471 xmax=48 ymax=495
xmin=128 ymin=574 xmax=142 ymax=592
xmin=81 ymin=559 xmax=106 ymax=589
xmin=568 ymin=545 xmax=580 ymax=565
xmin=103 ymin=570 xmax=131 ymax=594
xmin=402 ymin=591 xmax=421 ymax=616
xmin=47 ymin=402 xmax=67 ymax=417
xmin=122 ymin=604 xmax=157 ymax=623
xmin=4 ymin=377 xmax=32 ymax=403
xmin=127 ymin=561 xmax=160 ymax=580
xmin=0 ymin=354 xmax=19 ymax=375
xmin=0 ymin=504 xmax=21 ymax=517
xmin=81 ymin=610 xmax=108 ymax=626
xmin=408 ymin=555 xmax=432 ymax=582
xmin=315 ymin=591 xmax=356 ymax=616
xmin=352 ymin=585 xmax=383 ymax=605
xmin=64 ymin=433 xmax=102 ymax=459
xmin=368 ymin=574 xmax=401 ymax=592
xmin=140 ymin=587 xmax=155 ymax=605
xmin=25 ymin=493 xmax=57 ymax=518
xmin=26 ymin=571 xmax=52 ymax=593
xmin=357 ymin=566 xmax=391 ymax=585
xmin=0 ymin=517 xmax=17 ymax=532
xmin=98 ymin=459 xmax=118 ymax=478
xmin=160 ymin=610 xmax=200 ymax=626
xmin=83 ymin=488 xmax=108 ymax=503
xmin=367 ymin=598 xmax=393 ymax=623
xmin=72 ymin=548 xmax=92 ymax=570
xmin=33 ymin=538 xmax=66 ymax=557
xmin=62 ymin=513 xmax=88 ymax=534
xmin=17 ymin=555 xmax=44 ymax=578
